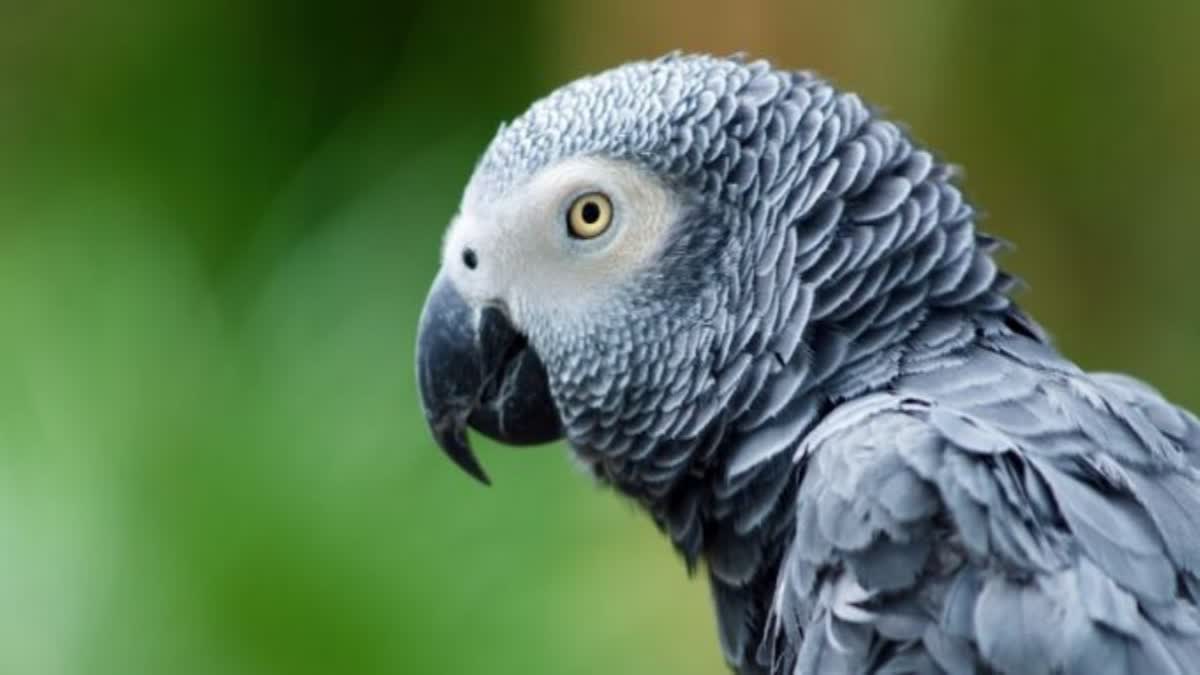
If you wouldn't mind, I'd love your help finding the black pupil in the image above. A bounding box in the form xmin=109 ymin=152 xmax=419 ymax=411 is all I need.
xmin=580 ymin=201 xmax=601 ymax=224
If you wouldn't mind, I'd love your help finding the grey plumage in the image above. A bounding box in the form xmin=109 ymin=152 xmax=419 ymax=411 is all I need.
xmin=417 ymin=53 xmax=1200 ymax=674
xmin=766 ymin=339 xmax=1200 ymax=674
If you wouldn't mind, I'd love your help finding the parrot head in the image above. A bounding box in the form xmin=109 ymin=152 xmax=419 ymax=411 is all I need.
xmin=417 ymin=54 xmax=761 ymax=490
xmin=415 ymin=149 xmax=711 ymax=486
xmin=416 ymin=53 xmax=1008 ymax=498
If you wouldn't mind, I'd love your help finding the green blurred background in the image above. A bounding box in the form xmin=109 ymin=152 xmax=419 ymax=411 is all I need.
xmin=1 ymin=2 xmax=1198 ymax=673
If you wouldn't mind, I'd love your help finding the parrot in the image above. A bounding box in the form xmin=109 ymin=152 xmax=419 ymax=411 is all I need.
xmin=415 ymin=53 xmax=1200 ymax=674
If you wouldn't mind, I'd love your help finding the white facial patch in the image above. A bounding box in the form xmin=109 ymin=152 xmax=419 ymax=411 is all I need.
xmin=442 ymin=156 xmax=680 ymax=333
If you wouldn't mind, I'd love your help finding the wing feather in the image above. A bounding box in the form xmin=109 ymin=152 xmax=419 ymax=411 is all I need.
xmin=763 ymin=339 xmax=1200 ymax=674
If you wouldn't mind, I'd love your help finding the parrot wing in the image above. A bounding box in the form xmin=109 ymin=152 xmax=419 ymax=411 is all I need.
xmin=763 ymin=333 xmax=1200 ymax=675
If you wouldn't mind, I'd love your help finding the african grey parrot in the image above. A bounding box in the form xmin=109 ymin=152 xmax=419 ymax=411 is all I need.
xmin=415 ymin=53 xmax=1200 ymax=674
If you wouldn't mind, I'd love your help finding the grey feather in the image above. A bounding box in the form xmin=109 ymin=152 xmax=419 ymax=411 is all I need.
xmin=763 ymin=343 xmax=1200 ymax=674
xmin=1036 ymin=461 xmax=1176 ymax=603
xmin=974 ymin=575 xmax=1062 ymax=675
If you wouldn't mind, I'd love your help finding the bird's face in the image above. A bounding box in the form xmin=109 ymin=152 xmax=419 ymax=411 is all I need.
xmin=447 ymin=156 xmax=681 ymax=337
xmin=418 ymin=152 xmax=705 ymax=483
xmin=417 ymin=54 xmax=828 ymax=488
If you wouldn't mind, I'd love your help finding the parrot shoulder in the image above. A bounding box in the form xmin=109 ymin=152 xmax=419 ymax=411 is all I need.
xmin=761 ymin=337 xmax=1200 ymax=674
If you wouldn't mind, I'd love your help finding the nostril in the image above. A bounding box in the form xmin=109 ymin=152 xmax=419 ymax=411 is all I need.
xmin=462 ymin=248 xmax=478 ymax=270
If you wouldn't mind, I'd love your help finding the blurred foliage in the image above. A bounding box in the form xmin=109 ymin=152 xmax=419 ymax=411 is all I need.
xmin=0 ymin=1 xmax=1196 ymax=674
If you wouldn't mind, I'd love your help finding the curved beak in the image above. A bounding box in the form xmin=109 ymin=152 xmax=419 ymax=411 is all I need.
xmin=415 ymin=271 xmax=563 ymax=484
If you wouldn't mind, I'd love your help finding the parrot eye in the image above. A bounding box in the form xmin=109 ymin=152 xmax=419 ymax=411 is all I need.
xmin=566 ymin=192 xmax=613 ymax=239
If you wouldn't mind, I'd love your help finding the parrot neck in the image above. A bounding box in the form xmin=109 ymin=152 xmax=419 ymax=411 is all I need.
xmin=617 ymin=223 xmax=1038 ymax=558
xmin=604 ymin=210 xmax=1042 ymax=670
xmin=682 ymin=298 xmax=1043 ymax=672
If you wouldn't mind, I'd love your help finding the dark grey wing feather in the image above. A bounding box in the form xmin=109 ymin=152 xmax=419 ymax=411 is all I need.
xmin=765 ymin=336 xmax=1200 ymax=675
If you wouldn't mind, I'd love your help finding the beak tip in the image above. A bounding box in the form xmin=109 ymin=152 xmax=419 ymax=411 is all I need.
xmin=458 ymin=455 xmax=493 ymax=486
xmin=429 ymin=416 xmax=493 ymax=486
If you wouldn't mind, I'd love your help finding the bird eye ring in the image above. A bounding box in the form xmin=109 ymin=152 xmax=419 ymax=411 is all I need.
xmin=566 ymin=192 xmax=613 ymax=239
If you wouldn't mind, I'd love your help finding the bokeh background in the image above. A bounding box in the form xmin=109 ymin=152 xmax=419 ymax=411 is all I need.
xmin=1 ymin=2 xmax=1198 ymax=673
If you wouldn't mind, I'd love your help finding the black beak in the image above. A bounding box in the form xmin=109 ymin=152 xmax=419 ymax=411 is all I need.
xmin=416 ymin=271 xmax=563 ymax=484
